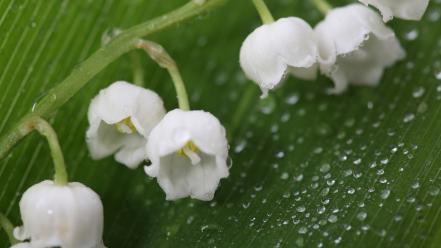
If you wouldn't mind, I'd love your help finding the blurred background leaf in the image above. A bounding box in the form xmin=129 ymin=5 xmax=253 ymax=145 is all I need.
xmin=1 ymin=0 xmax=441 ymax=247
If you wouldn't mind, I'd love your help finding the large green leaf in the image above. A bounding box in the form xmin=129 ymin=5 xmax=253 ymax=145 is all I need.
xmin=1 ymin=0 xmax=441 ymax=247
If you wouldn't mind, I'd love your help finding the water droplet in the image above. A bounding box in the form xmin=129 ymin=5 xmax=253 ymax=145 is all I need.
xmin=327 ymin=179 xmax=336 ymax=186
xmin=286 ymin=94 xmax=299 ymax=105
xmin=380 ymin=189 xmax=391 ymax=199
xmin=275 ymin=151 xmax=285 ymax=158
xmin=101 ymin=27 xmax=122 ymax=46
xmin=258 ymin=96 xmax=276 ymax=114
xmin=186 ymin=216 xmax=195 ymax=224
xmin=429 ymin=185 xmax=440 ymax=196
xmin=294 ymin=174 xmax=304 ymax=182
xmin=320 ymin=163 xmax=331 ymax=173
xmin=328 ymin=215 xmax=338 ymax=223
xmin=403 ymin=113 xmax=415 ymax=123
xmin=334 ymin=236 xmax=342 ymax=244
xmin=193 ymin=0 xmax=206 ymax=5
xmin=297 ymin=206 xmax=306 ymax=213
xmin=412 ymin=87 xmax=425 ymax=98
xmin=343 ymin=169 xmax=353 ymax=177
xmin=380 ymin=158 xmax=389 ymax=165
xmin=254 ymin=185 xmax=263 ymax=192
xmin=234 ymin=139 xmax=247 ymax=153
xmin=404 ymin=28 xmax=419 ymax=41
xmin=394 ymin=214 xmax=403 ymax=222
xmin=298 ymin=226 xmax=308 ymax=234
xmin=357 ymin=212 xmax=367 ymax=221
xmin=436 ymin=70 xmax=441 ymax=80
xmin=320 ymin=187 xmax=330 ymax=197
xmin=411 ymin=181 xmax=420 ymax=189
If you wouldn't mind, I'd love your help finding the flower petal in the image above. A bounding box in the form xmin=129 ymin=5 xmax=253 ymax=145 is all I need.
xmin=315 ymin=4 xmax=405 ymax=94
xmin=17 ymin=180 xmax=105 ymax=248
xmin=146 ymin=109 xmax=228 ymax=161
xmin=88 ymin=81 xmax=165 ymax=136
xmin=359 ymin=0 xmax=430 ymax=22
xmin=86 ymin=81 xmax=166 ymax=168
xmin=10 ymin=243 xmax=31 ymax=248
xmin=114 ymin=135 xmax=147 ymax=169
xmin=145 ymin=109 xmax=229 ymax=201
xmin=240 ymin=17 xmax=320 ymax=96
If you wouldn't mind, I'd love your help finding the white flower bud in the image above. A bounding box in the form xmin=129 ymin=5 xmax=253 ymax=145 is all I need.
xmin=14 ymin=180 xmax=105 ymax=248
xmin=359 ymin=0 xmax=429 ymax=22
xmin=86 ymin=81 xmax=166 ymax=168
xmin=240 ymin=17 xmax=323 ymax=97
xmin=315 ymin=4 xmax=406 ymax=94
xmin=145 ymin=109 xmax=229 ymax=201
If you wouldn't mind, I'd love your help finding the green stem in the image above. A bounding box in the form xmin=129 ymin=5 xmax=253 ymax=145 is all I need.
xmin=0 ymin=213 xmax=18 ymax=245
xmin=168 ymin=66 xmax=190 ymax=111
xmin=251 ymin=0 xmax=274 ymax=24
xmin=0 ymin=0 xmax=227 ymax=161
xmin=136 ymin=40 xmax=190 ymax=111
xmin=311 ymin=0 xmax=332 ymax=15
xmin=31 ymin=117 xmax=68 ymax=185
xmin=130 ymin=51 xmax=145 ymax=86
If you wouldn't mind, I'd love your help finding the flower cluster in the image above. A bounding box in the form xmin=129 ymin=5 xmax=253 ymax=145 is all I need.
xmin=3 ymin=40 xmax=231 ymax=247
xmin=86 ymin=81 xmax=230 ymax=201
xmin=240 ymin=1 xmax=429 ymax=96
xmin=0 ymin=1 xmax=432 ymax=247
xmin=13 ymin=181 xmax=105 ymax=248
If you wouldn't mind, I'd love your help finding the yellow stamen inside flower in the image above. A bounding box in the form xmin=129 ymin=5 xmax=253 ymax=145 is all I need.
xmin=115 ymin=117 xmax=137 ymax=134
xmin=177 ymin=141 xmax=201 ymax=165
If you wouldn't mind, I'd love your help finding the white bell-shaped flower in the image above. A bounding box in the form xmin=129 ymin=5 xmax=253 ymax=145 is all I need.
xmin=13 ymin=180 xmax=105 ymax=248
xmin=87 ymin=81 xmax=166 ymax=169
xmin=145 ymin=109 xmax=229 ymax=201
xmin=359 ymin=0 xmax=429 ymax=22
xmin=240 ymin=17 xmax=323 ymax=97
xmin=10 ymin=243 xmax=31 ymax=248
xmin=315 ymin=4 xmax=406 ymax=94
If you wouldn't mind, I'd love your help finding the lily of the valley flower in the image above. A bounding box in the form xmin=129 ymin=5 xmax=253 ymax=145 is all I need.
xmin=359 ymin=0 xmax=430 ymax=22
xmin=240 ymin=17 xmax=323 ymax=97
xmin=145 ymin=109 xmax=229 ymax=201
xmin=14 ymin=180 xmax=105 ymax=248
xmin=315 ymin=4 xmax=406 ymax=94
xmin=86 ymin=81 xmax=166 ymax=169
xmin=10 ymin=243 xmax=30 ymax=248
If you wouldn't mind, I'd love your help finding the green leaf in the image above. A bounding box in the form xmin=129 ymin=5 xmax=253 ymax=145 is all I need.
xmin=1 ymin=0 xmax=441 ymax=247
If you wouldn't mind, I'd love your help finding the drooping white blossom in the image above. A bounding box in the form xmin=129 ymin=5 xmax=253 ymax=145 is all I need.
xmin=240 ymin=17 xmax=324 ymax=97
xmin=359 ymin=0 xmax=430 ymax=22
xmin=315 ymin=4 xmax=406 ymax=94
xmin=145 ymin=109 xmax=229 ymax=201
xmin=9 ymin=243 xmax=31 ymax=248
xmin=14 ymin=180 xmax=105 ymax=248
xmin=86 ymin=81 xmax=166 ymax=168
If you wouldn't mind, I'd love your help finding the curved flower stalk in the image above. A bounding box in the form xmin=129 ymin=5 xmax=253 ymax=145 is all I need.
xmin=86 ymin=81 xmax=166 ymax=168
xmin=240 ymin=17 xmax=323 ymax=97
xmin=0 ymin=0 xmax=229 ymax=163
xmin=1 ymin=213 xmax=19 ymax=246
xmin=359 ymin=0 xmax=430 ymax=22
xmin=13 ymin=180 xmax=105 ymax=248
xmin=136 ymin=40 xmax=230 ymax=201
xmin=145 ymin=109 xmax=229 ymax=201
xmin=315 ymin=4 xmax=406 ymax=94
xmin=6 ymin=117 xmax=107 ymax=248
